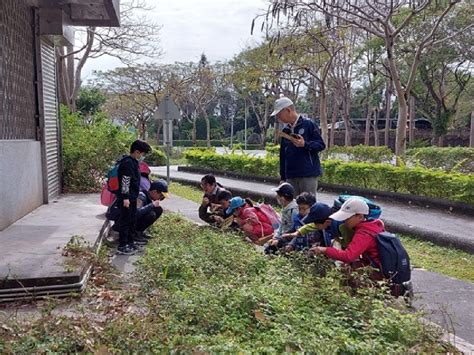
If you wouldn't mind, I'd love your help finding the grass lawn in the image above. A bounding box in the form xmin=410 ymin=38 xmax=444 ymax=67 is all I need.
xmin=169 ymin=182 xmax=474 ymax=283
xmin=402 ymin=236 xmax=474 ymax=283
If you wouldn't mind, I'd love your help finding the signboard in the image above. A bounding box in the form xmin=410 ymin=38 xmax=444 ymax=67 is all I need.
xmin=155 ymin=94 xmax=180 ymax=184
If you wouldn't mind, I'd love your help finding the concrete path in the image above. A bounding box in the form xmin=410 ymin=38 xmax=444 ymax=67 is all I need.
xmin=158 ymin=193 xmax=474 ymax=348
xmin=0 ymin=194 xmax=107 ymax=298
xmin=151 ymin=165 xmax=474 ymax=252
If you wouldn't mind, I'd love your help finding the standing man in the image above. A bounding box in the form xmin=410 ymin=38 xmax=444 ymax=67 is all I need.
xmin=272 ymin=97 xmax=326 ymax=197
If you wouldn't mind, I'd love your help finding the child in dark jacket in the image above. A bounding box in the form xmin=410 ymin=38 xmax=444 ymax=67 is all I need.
xmin=116 ymin=140 xmax=152 ymax=255
xmin=282 ymin=202 xmax=334 ymax=252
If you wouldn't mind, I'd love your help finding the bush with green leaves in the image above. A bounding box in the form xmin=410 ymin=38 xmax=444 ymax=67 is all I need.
xmin=326 ymin=145 xmax=395 ymax=163
xmin=406 ymin=147 xmax=474 ymax=173
xmin=61 ymin=106 xmax=134 ymax=192
xmin=184 ymin=149 xmax=474 ymax=203
xmin=144 ymin=147 xmax=167 ymax=166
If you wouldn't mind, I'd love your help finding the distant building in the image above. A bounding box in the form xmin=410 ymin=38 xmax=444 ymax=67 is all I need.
xmin=0 ymin=0 xmax=120 ymax=230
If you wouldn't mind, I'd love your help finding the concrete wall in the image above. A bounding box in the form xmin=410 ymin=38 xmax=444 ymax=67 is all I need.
xmin=0 ymin=140 xmax=44 ymax=231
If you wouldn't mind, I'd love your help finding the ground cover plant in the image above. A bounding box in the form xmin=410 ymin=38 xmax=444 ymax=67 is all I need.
xmin=0 ymin=213 xmax=453 ymax=353
xmin=170 ymin=182 xmax=474 ymax=282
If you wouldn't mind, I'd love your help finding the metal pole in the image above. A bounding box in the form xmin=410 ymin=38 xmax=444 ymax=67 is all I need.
xmin=230 ymin=115 xmax=234 ymax=149
xmin=244 ymin=99 xmax=248 ymax=150
xmin=165 ymin=95 xmax=170 ymax=184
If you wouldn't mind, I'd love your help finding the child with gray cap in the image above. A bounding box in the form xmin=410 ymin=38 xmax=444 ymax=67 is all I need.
xmin=264 ymin=182 xmax=298 ymax=253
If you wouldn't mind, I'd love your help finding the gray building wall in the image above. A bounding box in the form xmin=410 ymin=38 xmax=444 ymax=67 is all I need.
xmin=0 ymin=1 xmax=45 ymax=230
xmin=0 ymin=141 xmax=44 ymax=230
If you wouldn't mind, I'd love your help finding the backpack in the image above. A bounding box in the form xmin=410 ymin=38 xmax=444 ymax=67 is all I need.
xmin=106 ymin=157 xmax=123 ymax=193
xmin=375 ymin=232 xmax=411 ymax=284
xmin=333 ymin=194 xmax=382 ymax=220
xmin=254 ymin=203 xmax=281 ymax=230
xmin=105 ymin=198 xmax=121 ymax=221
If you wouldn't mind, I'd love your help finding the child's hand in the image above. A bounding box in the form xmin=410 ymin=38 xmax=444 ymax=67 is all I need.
xmin=310 ymin=246 xmax=326 ymax=255
xmin=213 ymin=216 xmax=224 ymax=224
xmin=270 ymin=238 xmax=279 ymax=246
xmin=123 ymin=199 xmax=130 ymax=208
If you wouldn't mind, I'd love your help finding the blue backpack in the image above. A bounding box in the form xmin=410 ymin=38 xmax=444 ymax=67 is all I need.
xmin=333 ymin=194 xmax=382 ymax=220
xmin=106 ymin=157 xmax=124 ymax=193
xmin=375 ymin=232 xmax=411 ymax=284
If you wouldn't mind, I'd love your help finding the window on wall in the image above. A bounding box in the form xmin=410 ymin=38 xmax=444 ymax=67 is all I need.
xmin=0 ymin=0 xmax=37 ymax=140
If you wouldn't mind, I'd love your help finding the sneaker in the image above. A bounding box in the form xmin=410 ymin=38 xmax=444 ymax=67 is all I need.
xmin=133 ymin=235 xmax=148 ymax=245
xmin=130 ymin=243 xmax=145 ymax=252
xmin=137 ymin=231 xmax=153 ymax=240
xmin=403 ymin=280 xmax=414 ymax=301
xmin=116 ymin=245 xmax=136 ymax=255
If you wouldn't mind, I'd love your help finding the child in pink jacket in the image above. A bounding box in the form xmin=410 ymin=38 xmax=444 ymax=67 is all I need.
xmin=226 ymin=197 xmax=274 ymax=244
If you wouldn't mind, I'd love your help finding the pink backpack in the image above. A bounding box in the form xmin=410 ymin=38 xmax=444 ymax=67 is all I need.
xmin=254 ymin=204 xmax=281 ymax=230
xmin=100 ymin=181 xmax=116 ymax=206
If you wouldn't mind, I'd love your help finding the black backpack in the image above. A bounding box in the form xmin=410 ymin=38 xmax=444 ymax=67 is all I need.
xmin=105 ymin=199 xmax=121 ymax=221
xmin=375 ymin=232 xmax=411 ymax=284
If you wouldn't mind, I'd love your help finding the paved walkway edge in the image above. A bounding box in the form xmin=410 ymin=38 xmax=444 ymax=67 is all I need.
xmin=0 ymin=220 xmax=110 ymax=303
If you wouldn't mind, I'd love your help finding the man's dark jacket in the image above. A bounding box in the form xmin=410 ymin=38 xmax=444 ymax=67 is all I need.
xmin=279 ymin=116 xmax=326 ymax=181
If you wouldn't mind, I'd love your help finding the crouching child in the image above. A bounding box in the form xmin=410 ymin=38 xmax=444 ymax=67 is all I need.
xmin=135 ymin=179 xmax=169 ymax=240
xmin=282 ymin=202 xmax=334 ymax=252
xmin=264 ymin=183 xmax=298 ymax=253
xmin=226 ymin=197 xmax=274 ymax=245
xmin=310 ymin=197 xmax=412 ymax=297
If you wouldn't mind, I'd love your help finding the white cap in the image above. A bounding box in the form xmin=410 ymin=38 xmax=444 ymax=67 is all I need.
xmin=330 ymin=198 xmax=370 ymax=221
xmin=271 ymin=97 xmax=294 ymax=116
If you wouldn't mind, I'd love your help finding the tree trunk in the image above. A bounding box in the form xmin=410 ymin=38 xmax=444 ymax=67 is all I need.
xmin=329 ymin=99 xmax=338 ymax=147
xmin=319 ymin=84 xmax=329 ymax=145
xmin=408 ymin=96 xmax=415 ymax=145
xmin=395 ymin=97 xmax=408 ymax=156
xmin=384 ymin=78 xmax=393 ymax=146
xmin=192 ymin=118 xmax=197 ymax=146
xmin=66 ymin=45 xmax=75 ymax=111
xmin=470 ymin=111 xmax=474 ymax=148
xmin=260 ymin=125 xmax=267 ymax=148
xmin=373 ymin=108 xmax=380 ymax=147
xmin=205 ymin=117 xmax=211 ymax=148
xmin=364 ymin=103 xmax=371 ymax=145
xmin=342 ymin=96 xmax=352 ymax=146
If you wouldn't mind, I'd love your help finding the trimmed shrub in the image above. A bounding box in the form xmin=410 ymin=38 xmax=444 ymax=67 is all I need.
xmin=406 ymin=147 xmax=474 ymax=173
xmin=325 ymin=145 xmax=395 ymax=163
xmin=183 ymin=149 xmax=474 ymax=204
xmin=145 ymin=147 xmax=167 ymax=166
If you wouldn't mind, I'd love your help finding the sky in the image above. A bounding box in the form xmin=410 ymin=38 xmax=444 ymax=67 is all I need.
xmin=81 ymin=0 xmax=268 ymax=80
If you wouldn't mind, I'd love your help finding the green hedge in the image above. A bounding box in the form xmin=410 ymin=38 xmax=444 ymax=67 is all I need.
xmin=183 ymin=149 xmax=474 ymax=204
xmin=326 ymin=145 xmax=395 ymax=163
xmin=406 ymin=147 xmax=474 ymax=173
xmin=144 ymin=147 xmax=167 ymax=166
